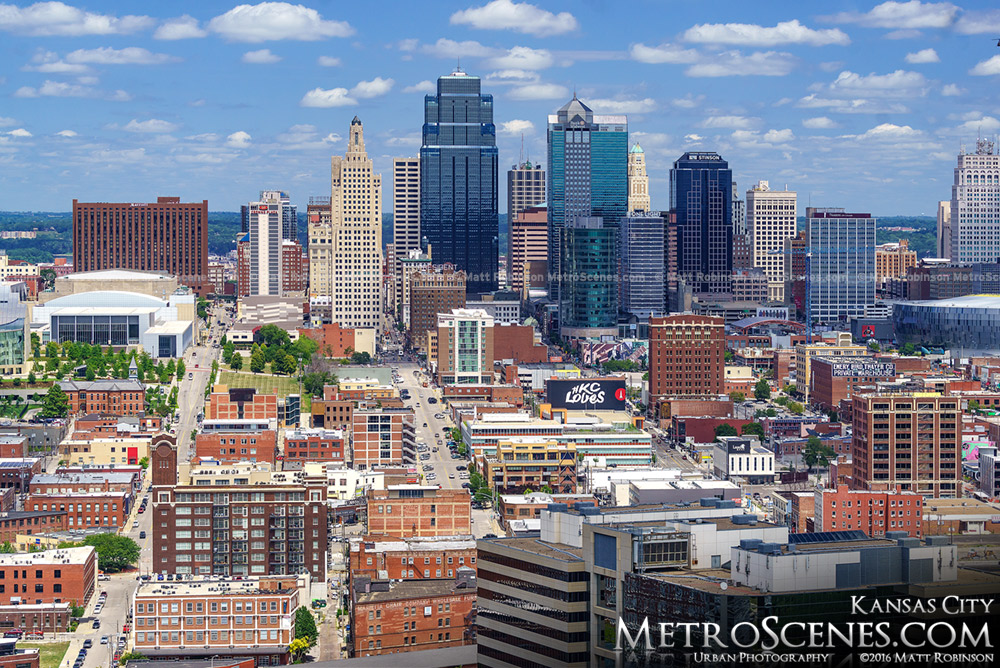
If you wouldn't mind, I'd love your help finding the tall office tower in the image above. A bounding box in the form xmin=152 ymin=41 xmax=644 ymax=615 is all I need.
xmin=547 ymin=95 xmax=628 ymax=304
xmin=747 ymin=180 xmax=797 ymax=302
xmin=669 ymin=152 xmax=733 ymax=294
xmin=507 ymin=160 xmax=546 ymax=220
xmin=627 ymin=143 xmax=650 ymax=212
xmin=936 ymin=200 xmax=951 ymax=259
xmin=950 ymin=139 xmax=1000 ymax=264
xmin=509 ymin=205 xmax=548 ymax=298
xmin=240 ymin=191 xmax=288 ymax=296
xmin=329 ymin=117 xmax=382 ymax=330
xmin=619 ymin=213 xmax=665 ymax=319
xmin=392 ymin=158 xmax=420 ymax=256
xmin=731 ymin=182 xmax=752 ymax=269
xmin=420 ymin=70 xmax=499 ymax=294
xmin=72 ymin=196 xmax=208 ymax=295
xmin=243 ymin=190 xmax=297 ymax=241
xmin=648 ymin=314 xmax=725 ymax=413
xmin=852 ymin=392 xmax=962 ymax=498
xmin=807 ymin=207 xmax=876 ymax=324
xmin=783 ymin=231 xmax=808 ymax=315
xmin=560 ymin=217 xmax=618 ymax=340
xmin=409 ymin=265 xmax=466 ymax=353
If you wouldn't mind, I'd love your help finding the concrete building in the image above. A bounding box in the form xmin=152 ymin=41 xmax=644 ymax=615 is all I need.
xmin=409 ymin=266 xmax=466 ymax=354
xmin=618 ymin=212 xmax=665 ymax=319
xmin=730 ymin=266 xmax=768 ymax=303
xmin=712 ymin=436 xmax=774 ymax=484
xmin=559 ymin=217 xmax=618 ymax=340
xmin=366 ymin=486 xmax=471 ymax=538
xmin=396 ymin=250 xmax=432 ymax=328
xmin=747 ymin=180 xmax=796 ymax=302
xmin=816 ymin=485 xmax=923 ymax=537
xmin=875 ymin=239 xmax=917 ymax=294
xmin=465 ymin=291 xmax=519 ymax=326
xmin=508 ymin=205 xmax=547 ymax=299
xmin=508 ymin=161 xmax=545 ymax=224
xmin=428 ymin=309 xmax=494 ymax=386
xmin=731 ymin=182 xmax=751 ymax=269
xmin=807 ymin=207 xmax=876 ymax=324
xmin=392 ymin=157 xmax=421 ymax=260
xmin=648 ymin=314 xmax=725 ymax=411
xmin=238 ymin=191 xmax=298 ymax=297
xmin=950 ymin=138 xmax=1000 ymax=265
xmin=937 ymin=199 xmax=951 ymax=260
xmin=852 ymin=393 xmax=962 ymax=498
xmin=793 ymin=333 xmax=870 ymax=401
xmin=0 ymin=546 xmax=96 ymax=605
xmin=627 ymin=143 xmax=650 ymax=213
xmin=72 ymin=197 xmax=209 ymax=295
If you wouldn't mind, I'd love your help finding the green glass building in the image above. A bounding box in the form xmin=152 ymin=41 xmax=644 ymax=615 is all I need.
xmin=560 ymin=217 xmax=619 ymax=340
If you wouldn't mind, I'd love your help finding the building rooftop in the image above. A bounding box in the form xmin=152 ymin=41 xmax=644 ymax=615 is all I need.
xmin=479 ymin=536 xmax=584 ymax=562
xmin=923 ymin=497 xmax=1000 ymax=517
xmin=354 ymin=578 xmax=476 ymax=605
xmin=58 ymin=379 xmax=145 ymax=392
xmin=349 ymin=536 xmax=476 ymax=553
xmin=0 ymin=458 xmax=40 ymax=468
xmin=146 ymin=320 xmax=192 ymax=335
xmin=136 ymin=577 xmax=296 ymax=598
xmin=0 ymin=436 xmax=26 ymax=445
xmin=64 ymin=269 xmax=176 ymax=281
xmin=0 ymin=546 xmax=94 ymax=566
xmin=903 ymin=294 xmax=1000 ymax=308
xmin=31 ymin=472 xmax=137 ymax=485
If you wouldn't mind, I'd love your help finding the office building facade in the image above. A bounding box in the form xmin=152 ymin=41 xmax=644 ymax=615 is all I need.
xmin=807 ymin=207 xmax=876 ymax=324
xmin=408 ymin=265 xmax=466 ymax=354
xmin=420 ymin=71 xmax=499 ymax=294
xmin=627 ymin=143 xmax=650 ymax=212
xmin=618 ymin=213 xmax=665 ymax=319
xmin=392 ymin=158 xmax=421 ymax=257
xmin=747 ymin=180 xmax=796 ymax=302
xmin=936 ymin=199 xmax=951 ymax=259
xmin=648 ymin=314 xmax=725 ymax=411
xmin=72 ymin=197 xmax=208 ymax=295
xmin=509 ymin=205 xmax=547 ymax=298
xmin=429 ymin=308 xmax=495 ymax=386
xmin=559 ymin=217 xmax=618 ymax=340
xmin=669 ymin=152 xmax=733 ymax=294
xmin=507 ymin=161 xmax=545 ymax=222
xmin=949 ymin=138 xmax=1000 ymax=264
xmin=238 ymin=191 xmax=300 ymax=297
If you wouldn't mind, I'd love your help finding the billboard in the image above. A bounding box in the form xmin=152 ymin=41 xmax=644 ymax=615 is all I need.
xmin=830 ymin=361 xmax=896 ymax=378
xmin=756 ymin=307 xmax=790 ymax=320
xmin=546 ymin=379 xmax=627 ymax=410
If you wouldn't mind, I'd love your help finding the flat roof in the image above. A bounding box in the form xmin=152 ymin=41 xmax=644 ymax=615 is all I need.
xmin=350 ymin=536 xmax=476 ymax=553
xmin=31 ymin=472 xmax=136 ymax=485
xmin=479 ymin=536 xmax=584 ymax=562
xmin=0 ymin=546 xmax=93 ymax=566
xmin=137 ymin=578 xmax=296 ymax=598
xmin=47 ymin=306 xmax=159 ymax=316
xmin=355 ymin=579 xmax=475 ymax=605
xmin=146 ymin=320 xmax=192 ymax=334
xmin=924 ymin=497 xmax=1000 ymax=516
xmin=0 ymin=458 xmax=40 ymax=468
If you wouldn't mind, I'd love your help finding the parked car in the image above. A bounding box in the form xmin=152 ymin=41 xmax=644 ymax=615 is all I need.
xmin=83 ymin=640 xmax=93 ymax=649
xmin=101 ymin=636 xmax=109 ymax=645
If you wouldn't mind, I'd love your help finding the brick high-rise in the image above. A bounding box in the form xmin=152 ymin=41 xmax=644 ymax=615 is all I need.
xmin=648 ymin=314 xmax=725 ymax=413
xmin=72 ymin=197 xmax=208 ymax=295
xmin=409 ymin=265 xmax=466 ymax=353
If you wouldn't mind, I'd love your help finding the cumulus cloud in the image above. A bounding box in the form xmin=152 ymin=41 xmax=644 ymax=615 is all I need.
xmin=499 ymin=119 xmax=535 ymax=135
xmin=317 ymin=56 xmax=341 ymax=67
xmin=208 ymin=2 xmax=354 ymax=42
xmin=403 ymin=80 xmax=435 ymax=94
xmin=56 ymin=129 xmax=78 ymax=137
xmin=701 ymin=115 xmax=760 ymax=129
xmin=686 ymin=50 xmax=797 ymax=77
xmin=486 ymin=46 xmax=553 ymax=70
xmin=802 ymin=116 xmax=839 ymax=129
xmin=65 ymin=47 xmax=178 ymax=65
xmin=0 ymin=1 xmax=152 ymax=36
xmin=952 ymin=115 xmax=1000 ymax=134
xmin=682 ymin=20 xmax=849 ymax=47
xmin=485 ymin=69 xmax=540 ymax=84
xmin=24 ymin=50 xmax=90 ymax=74
xmin=226 ymin=131 xmax=252 ymax=148
xmin=123 ymin=119 xmax=178 ymax=133
xmin=731 ymin=128 xmax=795 ymax=147
xmin=629 ymin=42 xmax=700 ymax=64
xmin=420 ymin=38 xmax=497 ymax=58
xmin=827 ymin=69 xmax=929 ymax=96
xmin=6 ymin=128 xmax=32 ymax=138
xmin=941 ymin=83 xmax=964 ymax=96
xmin=508 ymin=83 xmax=570 ymax=100
xmin=822 ymin=1 xmax=958 ymax=29
xmin=450 ymin=0 xmax=578 ymax=37
xmin=14 ymin=80 xmax=105 ymax=99
xmin=904 ymin=48 xmax=939 ymax=63
xmin=970 ymin=55 xmax=1000 ymax=76
xmin=954 ymin=9 xmax=1000 ymax=35
xmin=351 ymin=77 xmax=394 ymax=98
xmin=300 ymin=87 xmax=356 ymax=107
xmin=587 ymin=98 xmax=657 ymax=114
xmin=242 ymin=49 xmax=281 ymax=63
xmin=154 ymin=15 xmax=206 ymax=40
xmin=849 ymin=123 xmax=925 ymax=140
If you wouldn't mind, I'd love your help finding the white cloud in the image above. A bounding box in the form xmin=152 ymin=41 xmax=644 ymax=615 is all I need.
xmin=684 ymin=134 xmax=703 ymax=142
xmin=904 ymin=48 xmax=939 ymax=63
xmin=450 ymin=0 xmax=578 ymax=37
xmin=827 ymin=69 xmax=928 ymax=96
xmin=508 ymin=83 xmax=570 ymax=100
xmin=954 ymin=9 xmax=1000 ymax=35
xmin=14 ymin=80 xmax=94 ymax=98
xmin=385 ymin=134 xmax=421 ymax=148
xmin=317 ymin=56 xmax=341 ymax=67
xmin=700 ymin=115 xmax=759 ymax=129
xmin=65 ymin=47 xmax=178 ymax=65
xmin=802 ymin=116 xmax=839 ymax=129
xmin=819 ymin=61 xmax=844 ymax=72
xmin=0 ymin=117 xmax=16 ymax=128
xmin=797 ymin=94 xmax=910 ymax=114
xmin=851 ymin=123 xmax=924 ymax=140
xmin=486 ymin=46 xmax=553 ymax=70
xmin=403 ymin=80 xmax=435 ymax=94
xmin=0 ymin=1 xmax=152 ymax=36
xmin=226 ymin=131 xmax=252 ymax=148
xmin=686 ymin=50 xmax=797 ymax=77
xmin=629 ymin=42 xmax=699 ymax=64
xmin=499 ymin=119 xmax=534 ymax=135
xmin=682 ymin=20 xmax=849 ymax=47
xmin=154 ymin=15 xmax=206 ymax=40
xmin=108 ymin=89 xmax=132 ymax=102
xmin=941 ymin=83 xmax=964 ymax=96
xmin=242 ymin=49 xmax=281 ymax=64
xmin=300 ymin=87 xmax=357 ymax=108
xmin=420 ymin=38 xmax=497 ymax=58
xmin=953 ymin=116 xmax=1000 ymax=133
xmin=731 ymin=128 xmax=795 ymax=147
xmin=91 ymin=148 xmax=147 ymax=163
xmin=970 ymin=55 xmax=1000 ymax=77
xmin=884 ymin=29 xmax=923 ymax=39
xmin=822 ymin=1 xmax=958 ymax=29
xmin=208 ymin=2 xmax=354 ymax=42
xmin=485 ymin=69 xmax=540 ymax=83
xmin=56 ymin=130 xmax=77 ymax=137
xmin=6 ymin=128 xmax=32 ymax=138
xmin=24 ymin=50 xmax=90 ymax=73
xmin=123 ymin=119 xmax=178 ymax=133
xmin=351 ymin=77 xmax=394 ymax=98
xmin=763 ymin=128 xmax=794 ymax=143
xmin=586 ymin=97 xmax=657 ymax=114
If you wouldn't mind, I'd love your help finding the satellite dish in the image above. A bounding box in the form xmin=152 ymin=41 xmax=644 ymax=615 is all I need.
xmin=720 ymin=582 xmax=728 ymax=590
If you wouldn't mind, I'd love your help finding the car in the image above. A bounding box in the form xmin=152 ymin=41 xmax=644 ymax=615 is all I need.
xmin=92 ymin=620 xmax=101 ymax=629
xmin=101 ymin=636 xmax=109 ymax=645
xmin=133 ymin=521 xmax=139 ymax=528
xmin=166 ymin=573 xmax=174 ymax=580
xmin=448 ymin=473 xmax=455 ymax=479
xmin=456 ymin=465 xmax=467 ymax=471
xmin=461 ymin=482 xmax=472 ymax=489
xmin=188 ymin=372 xmax=193 ymax=379
xmin=428 ymin=397 xmax=437 ymax=404
xmin=83 ymin=640 xmax=93 ymax=649
xmin=98 ymin=573 xmax=110 ymax=581
xmin=139 ymin=531 xmax=146 ymax=539
xmin=423 ymin=422 xmax=428 ymax=427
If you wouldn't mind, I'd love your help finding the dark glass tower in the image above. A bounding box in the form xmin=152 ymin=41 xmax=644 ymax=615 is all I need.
xmin=669 ymin=152 xmax=733 ymax=294
xmin=420 ymin=70 xmax=499 ymax=294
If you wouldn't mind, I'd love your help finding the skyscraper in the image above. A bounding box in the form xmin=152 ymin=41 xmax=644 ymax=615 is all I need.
xmin=619 ymin=213 xmax=665 ymax=319
xmin=239 ymin=191 xmax=295 ymax=296
xmin=936 ymin=200 xmax=951 ymax=259
xmin=747 ymin=180 xmax=797 ymax=302
xmin=949 ymin=139 xmax=999 ymax=264
xmin=329 ymin=117 xmax=382 ymax=331
xmin=509 ymin=205 xmax=548 ymax=299
xmin=807 ymin=207 xmax=875 ymax=324
xmin=507 ymin=160 xmax=545 ymax=221
xmin=392 ymin=158 xmax=421 ymax=257
xmin=547 ymin=95 xmax=628 ymax=304
xmin=560 ymin=217 xmax=619 ymax=339
xmin=627 ymin=143 xmax=650 ymax=212
xmin=669 ymin=152 xmax=733 ymax=294
xmin=420 ymin=70 xmax=499 ymax=294
xmin=731 ymin=182 xmax=751 ymax=269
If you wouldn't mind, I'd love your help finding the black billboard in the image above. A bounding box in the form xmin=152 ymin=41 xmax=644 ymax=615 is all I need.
xmin=546 ymin=379 xmax=627 ymax=410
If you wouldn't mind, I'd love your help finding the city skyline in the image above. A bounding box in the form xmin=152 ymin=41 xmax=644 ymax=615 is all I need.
xmin=0 ymin=0 xmax=999 ymax=214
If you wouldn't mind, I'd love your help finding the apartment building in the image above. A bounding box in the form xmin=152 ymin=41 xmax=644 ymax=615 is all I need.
xmin=0 ymin=546 xmax=96 ymax=606
xmin=349 ymin=535 xmax=477 ymax=581
xmin=25 ymin=492 xmax=130 ymax=530
xmin=815 ymin=484 xmax=923 ymax=537
xmin=193 ymin=431 xmax=278 ymax=465
xmin=351 ymin=408 xmax=415 ymax=470
xmin=648 ymin=314 xmax=725 ymax=412
xmin=282 ymin=428 xmax=345 ymax=466
xmin=206 ymin=387 xmax=278 ymax=421
xmin=366 ymin=486 xmax=471 ymax=538
xmin=482 ymin=438 xmax=577 ymax=494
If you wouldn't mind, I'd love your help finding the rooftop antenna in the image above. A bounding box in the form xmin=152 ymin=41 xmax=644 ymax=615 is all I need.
xmin=519 ymin=133 xmax=524 ymax=166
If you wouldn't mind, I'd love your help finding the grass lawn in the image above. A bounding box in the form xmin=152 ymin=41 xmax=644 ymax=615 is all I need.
xmin=219 ymin=371 xmax=310 ymax=411
xmin=19 ymin=642 xmax=70 ymax=668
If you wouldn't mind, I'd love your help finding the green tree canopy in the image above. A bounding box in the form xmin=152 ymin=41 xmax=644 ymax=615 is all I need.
xmin=258 ymin=324 xmax=291 ymax=349
xmin=250 ymin=349 xmax=266 ymax=373
xmin=803 ymin=436 xmax=837 ymax=472
xmin=82 ymin=534 xmax=140 ymax=573
xmin=741 ymin=422 xmax=765 ymax=439
xmin=729 ymin=391 xmax=745 ymax=403
xmin=714 ymin=423 xmax=738 ymax=440
xmin=293 ymin=607 xmax=319 ymax=647
xmin=230 ymin=352 xmax=244 ymax=371
xmin=40 ymin=384 xmax=69 ymax=418
xmin=754 ymin=378 xmax=771 ymax=401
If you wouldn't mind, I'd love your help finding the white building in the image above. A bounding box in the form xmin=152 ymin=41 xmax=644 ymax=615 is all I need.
xmin=627 ymin=143 xmax=650 ymax=213
xmin=243 ymin=190 xmax=296 ymax=296
xmin=936 ymin=199 xmax=951 ymax=260
xmin=465 ymin=294 xmax=520 ymax=325
xmin=301 ymin=462 xmax=385 ymax=502
xmin=748 ymin=180 xmax=797 ymax=302
xmin=712 ymin=436 xmax=774 ymax=484
xmin=950 ymin=138 xmax=1000 ymax=265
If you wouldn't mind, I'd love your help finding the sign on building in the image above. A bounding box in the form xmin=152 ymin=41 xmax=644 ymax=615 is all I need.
xmin=546 ymin=379 xmax=627 ymax=410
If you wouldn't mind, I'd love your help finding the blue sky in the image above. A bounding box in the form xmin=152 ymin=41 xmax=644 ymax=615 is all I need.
xmin=1 ymin=0 xmax=999 ymax=215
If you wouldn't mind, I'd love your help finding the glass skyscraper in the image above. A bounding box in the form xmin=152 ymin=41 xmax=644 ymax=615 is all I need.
xmin=420 ymin=70 xmax=499 ymax=294
xmin=547 ymin=96 xmax=628 ymax=306
xmin=560 ymin=217 xmax=619 ymax=339
xmin=669 ymin=152 xmax=733 ymax=294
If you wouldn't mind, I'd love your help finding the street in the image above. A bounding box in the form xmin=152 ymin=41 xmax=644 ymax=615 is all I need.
xmin=176 ymin=304 xmax=226 ymax=461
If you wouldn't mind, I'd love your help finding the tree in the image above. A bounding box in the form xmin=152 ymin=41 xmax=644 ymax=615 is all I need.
xmin=176 ymin=360 xmax=186 ymax=378
xmin=350 ymin=351 xmax=372 ymax=365
xmin=40 ymin=384 xmax=69 ymax=418
xmin=714 ymin=423 xmax=738 ymax=440
xmin=230 ymin=352 xmax=244 ymax=371
xmin=250 ymin=349 xmax=266 ymax=374
xmin=259 ymin=324 xmax=291 ymax=349
xmin=968 ymin=400 xmax=982 ymax=413
xmin=196 ymin=297 xmax=209 ymax=320
xmin=900 ymin=342 xmax=916 ymax=356
xmin=787 ymin=401 xmax=804 ymax=415
xmin=81 ymin=534 xmax=140 ymax=573
xmin=540 ymin=485 xmax=553 ymax=494
xmin=293 ymin=607 xmax=319 ymax=647
xmin=868 ymin=340 xmax=881 ymax=353
xmin=783 ymin=384 xmax=797 ymax=395
xmin=724 ymin=350 xmax=734 ymax=363
xmin=741 ymin=422 xmax=765 ymax=439
xmin=139 ymin=456 xmax=149 ymax=470
xmin=40 ymin=267 xmax=56 ymax=291
xmin=273 ymin=353 xmax=297 ymax=376
xmin=729 ymin=391 xmax=745 ymax=403
xmin=288 ymin=637 xmax=311 ymax=663
xmin=27 ymin=371 xmax=36 ymax=385
xmin=0 ymin=542 xmax=16 ymax=553
xmin=301 ymin=371 xmax=333 ymax=397
xmin=802 ymin=436 xmax=836 ymax=472
xmin=118 ymin=653 xmax=146 ymax=666
xmin=754 ymin=379 xmax=771 ymax=401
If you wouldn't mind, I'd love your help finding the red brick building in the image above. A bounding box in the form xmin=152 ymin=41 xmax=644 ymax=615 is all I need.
xmin=349 ymin=536 xmax=477 ymax=581
xmin=352 ymin=409 xmax=415 ymax=470
xmin=28 ymin=471 xmax=137 ymax=495
xmin=72 ymin=197 xmax=209 ymax=295
xmin=440 ymin=385 xmax=524 ymax=406
xmin=297 ymin=323 xmax=358 ymax=358
xmin=492 ymin=324 xmax=548 ymax=364
xmin=194 ymin=431 xmax=278 ymax=465
xmin=206 ymin=386 xmax=278 ymax=421
xmin=788 ymin=491 xmax=815 ymax=533
xmin=497 ymin=493 xmax=597 ymax=528
xmin=351 ymin=574 xmax=477 ymax=658
xmin=281 ymin=240 xmax=306 ymax=294
xmin=0 ymin=438 xmax=26 ymax=460
xmin=309 ymin=397 xmax=353 ymax=430
xmin=366 ymin=486 xmax=471 ymax=538
xmin=283 ymin=428 xmax=345 ymax=466
xmin=0 ymin=459 xmax=43 ymax=492
xmin=0 ymin=511 xmax=67 ymax=543
xmin=72 ymin=414 xmax=162 ymax=439
xmin=25 ymin=492 xmax=130 ymax=530
xmin=669 ymin=417 xmax=751 ymax=444
xmin=0 ymin=546 xmax=97 ymax=605
xmin=809 ymin=357 xmax=897 ymax=412
xmin=0 ymin=641 xmax=40 ymax=668
xmin=816 ymin=484 xmax=923 ymax=537
xmin=0 ymin=604 xmax=71 ymax=633
xmin=648 ymin=315 xmax=725 ymax=414
xmin=58 ymin=380 xmax=146 ymax=417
